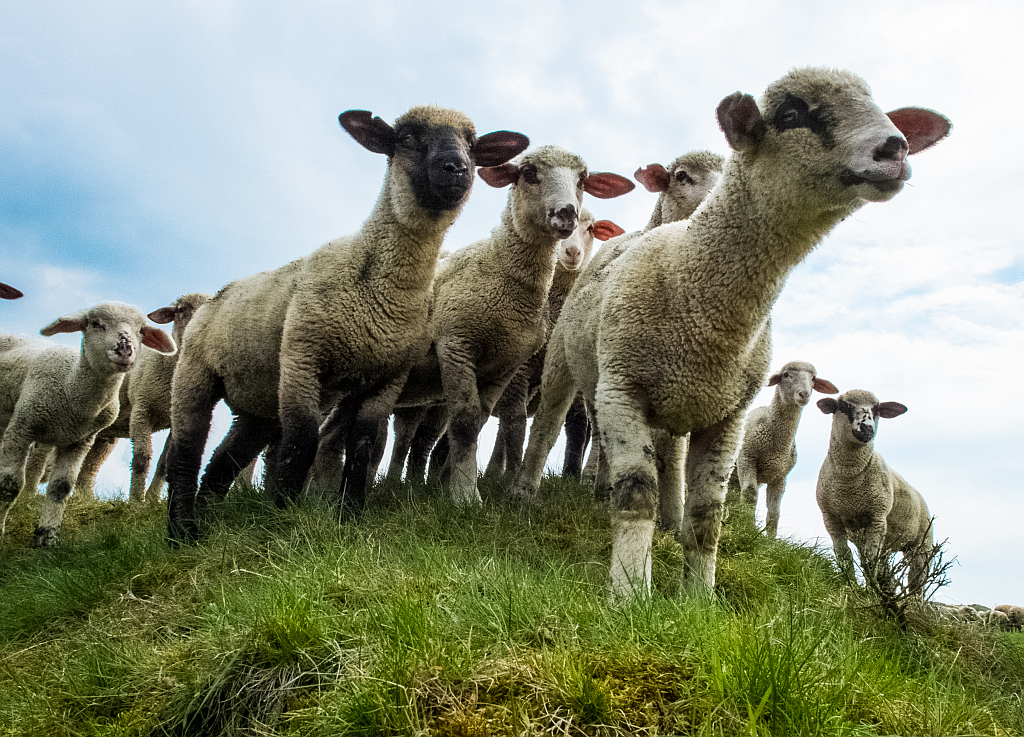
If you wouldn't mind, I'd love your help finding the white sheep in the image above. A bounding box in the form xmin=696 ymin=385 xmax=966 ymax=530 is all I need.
xmin=73 ymin=293 xmax=211 ymax=503
xmin=994 ymin=604 xmax=1024 ymax=631
xmin=374 ymin=146 xmax=634 ymax=501
xmin=816 ymin=389 xmax=934 ymax=595
xmin=512 ymin=67 xmax=951 ymax=599
xmin=0 ymin=303 xmax=176 ymax=545
xmin=1 ymin=283 xmax=23 ymax=300
xmin=734 ymin=360 xmax=838 ymax=538
xmin=165 ymin=106 xmax=529 ymax=542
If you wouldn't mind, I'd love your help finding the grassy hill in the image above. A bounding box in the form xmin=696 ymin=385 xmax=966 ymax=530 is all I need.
xmin=0 ymin=477 xmax=1021 ymax=736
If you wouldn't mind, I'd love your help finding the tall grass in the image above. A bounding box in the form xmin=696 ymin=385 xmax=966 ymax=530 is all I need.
xmin=0 ymin=477 xmax=1021 ymax=736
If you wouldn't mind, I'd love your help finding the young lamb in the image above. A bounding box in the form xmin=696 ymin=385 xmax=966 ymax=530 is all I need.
xmin=1 ymin=283 xmax=23 ymax=300
xmin=816 ymin=390 xmax=935 ymax=596
xmin=165 ymin=106 xmax=528 ymax=543
xmin=734 ymin=360 xmax=838 ymax=538
xmin=0 ymin=303 xmax=176 ymax=545
xmin=512 ymin=67 xmax=950 ymax=599
xmin=73 ymin=293 xmax=210 ymax=503
xmin=373 ymin=146 xmax=634 ymax=501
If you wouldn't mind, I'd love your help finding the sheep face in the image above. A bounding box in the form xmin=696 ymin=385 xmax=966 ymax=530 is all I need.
xmin=635 ymin=150 xmax=726 ymax=225
xmin=148 ymin=292 xmax=212 ymax=347
xmin=717 ymin=67 xmax=950 ymax=218
xmin=767 ymin=360 xmax=838 ymax=408
xmin=339 ymin=106 xmax=529 ymax=224
xmin=479 ymin=145 xmax=635 ymax=242
xmin=817 ymin=389 xmax=907 ymax=445
xmin=41 ymin=303 xmax=176 ymax=375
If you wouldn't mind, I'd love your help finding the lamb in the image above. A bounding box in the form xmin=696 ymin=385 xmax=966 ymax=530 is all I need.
xmin=512 ymin=67 xmax=951 ymax=599
xmin=816 ymin=390 xmax=935 ymax=596
xmin=0 ymin=283 xmax=23 ymax=300
xmin=734 ymin=360 xmax=838 ymax=538
xmin=73 ymin=293 xmax=211 ymax=503
xmin=0 ymin=303 xmax=176 ymax=545
xmin=165 ymin=106 xmax=529 ymax=543
xmin=373 ymin=146 xmax=634 ymax=501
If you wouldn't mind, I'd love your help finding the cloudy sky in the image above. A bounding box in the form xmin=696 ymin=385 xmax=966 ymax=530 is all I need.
xmin=2 ymin=1 xmax=1021 ymax=607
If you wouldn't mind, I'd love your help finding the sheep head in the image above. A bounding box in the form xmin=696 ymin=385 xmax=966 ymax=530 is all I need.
xmin=42 ymin=302 xmax=176 ymax=374
xmin=817 ymin=389 xmax=907 ymax=445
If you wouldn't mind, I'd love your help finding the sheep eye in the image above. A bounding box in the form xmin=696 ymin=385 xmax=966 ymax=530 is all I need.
xmin=521 ymin=165 xmax=539 ymax=184
xmin=91 ymin=320 xmax=104 ymax=330
xmin=674 ymin=170 xmax=693 ymax=184
xmin=400 ymin=133 xmax=418 ymax=148
xmin=782 ymin=372 xmax=789 ymax=378
xmin=775 ymin=95 xmax=812 ymax=131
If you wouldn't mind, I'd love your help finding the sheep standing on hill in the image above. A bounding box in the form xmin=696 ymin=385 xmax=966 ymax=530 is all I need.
xmin=165 ymin=106 xmax=528 ymax=542
xmin=513 ymin=68 xmax=950 ymax=598
xmin=816 ymin=390 xmax=935 ymax=595
xmin=734 ymin=360 xmax=838 ymax=537
xmin=1 ymin=283 xmax=23 ymax=300
xmin=73 ymin=293 xmax=210 ymax=503
xmin=0 ymin=303 xmax=176 ymax=545
xmin=375 ymin=146 xmax=634 ymax=501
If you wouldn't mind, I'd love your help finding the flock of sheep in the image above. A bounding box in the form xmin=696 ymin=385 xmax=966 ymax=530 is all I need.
xmin=7 ymin=65 xmax=1013 ymax=620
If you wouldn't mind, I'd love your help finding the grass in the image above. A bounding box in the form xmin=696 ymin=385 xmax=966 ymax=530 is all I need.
xmin=0 ymin=476 xmax=1022 ymax=736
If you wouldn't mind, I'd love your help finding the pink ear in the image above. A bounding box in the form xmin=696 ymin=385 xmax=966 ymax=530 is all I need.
xmin=877 ymin=401 xmax=908 ymax=419
xmin=473 ymin=131 xmax=530 ymax=167
xmin=634 ymin=164 xmax=670 ymax=193
xmin=477 ymin=164 xmax=520 ymax=188
xmin=0 ymin=282 xmax=23 ymax=299
xmin=583 ymin=172 xmax=635 ymax=199
xmin=40 ymin=314 xmax=88 ymax=336
xmin=767 ymin=373 xmax=782 ymax=387
xmin=590 ymin=220 xmax=625 ymax=241
xmin=886 ymin=108 xmax=952 ymax=155
xmin=813 ymin=378 xmax=839 ymax=394
xmin=141 ymin=326 xmax=177 ymax=355
xmin=338 ymin=110 xmax=396 ymax=156
xmin=147 ymin=306 xmax=177 ymax=324
xmin=817 ymin=397 xmax=839 ymax=414
xmin=717 ymin=92 xmax=765 ymax=152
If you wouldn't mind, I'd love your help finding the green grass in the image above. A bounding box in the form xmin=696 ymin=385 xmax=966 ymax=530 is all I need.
xmin=0 ymin=477 xmax=1022 ymax=736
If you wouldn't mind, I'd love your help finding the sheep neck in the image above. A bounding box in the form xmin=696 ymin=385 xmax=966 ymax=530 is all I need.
xmin=767 ymin=390 xmax=805 ymax=446
xmin=826 ymin=426 xmax=876 ymax=478
xmin=69 ymin=350 xmax=125 ymax=414
xmin=485 ymin=204 xmax=558 ymax=307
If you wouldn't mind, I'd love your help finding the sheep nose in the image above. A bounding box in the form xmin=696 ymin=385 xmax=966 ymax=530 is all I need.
xmin=442 ymin=159 xmax=468 ymax=176
xmin=873 ymin=136 xmax=908 ymax=163
xmin=114 ymin=337 xmax=133 ymax=358
xmin=565 ymin=245 xmax=582 ymax=260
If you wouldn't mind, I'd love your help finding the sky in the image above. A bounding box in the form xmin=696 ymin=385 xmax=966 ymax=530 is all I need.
xmin=1 ymin=1 xmax=1021 ymax=608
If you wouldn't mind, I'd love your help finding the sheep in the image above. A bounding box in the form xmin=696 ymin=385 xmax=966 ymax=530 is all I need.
xmin=994 ymin=604 xmax=1024 ymax=631
xmin=164 ymin=106 xmax=529 ymax=543
xmin=371 ymin=146 xmax=634 ymax=501
xmin=0 ymin=283 xmax=23 ymax=300
xmin=512 ymin=67 xmax=951 ymax=599
xmin=0 ymin=303 xmax=176 ymax=545
xmin=984 ymin=609 xmax=1011 ymax=629
xmin=733 ymin=360 xmax=838 ymax=538
xmin=72 ymin=293 xmax=211 ymax=503
xmin=482 ymin=209 xmax=625 ymax=480
xmin=566 ymin=151 xmax=726 ymax=479
xmin=816 ymin=390 xmax=935 ymax=596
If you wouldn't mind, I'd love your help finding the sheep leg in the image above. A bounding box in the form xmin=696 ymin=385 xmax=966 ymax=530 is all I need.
xmin=679 ymin=414 xmax=743 ymax=593
xmin=735 ymin=454 xmax=759 ymax=508
xmin=387 ymin=406 xmax=429 ymax=482
xmin=125 ymin=412 xmax=156 ymax=503
xmin=657 ymin=431 xmax=686 ymax=533
xmin=488 ymin=368 xmax=530 ymax=480
xmin=595 ymin=386 xmax=658 ymax=599
xmin=408 ymin=405 xmax=446 ymax=483
xmin=146 ymin=436 xmax=170 ymax=503
xmin=34 ymin=437 xmax=94 ymax=547
xmin=0 ymin=426 xmax=34 ymax=539
xmin=853 ymin=523 xmax=888 ymax=590
xmin=340 ymin=375 xmax=407 ymax=516
xmin=23 ymin=444 xmax=53 ymax=495
xmin=75 ymin=437 xmax=115 ymax=500
xmin=485 ymin=420 xmax=508 ymax=477
xmin=561 ymin=395 xmax=590 ymax=479
xmin=200 ymin=413 xmax=278 ymax=511
xmin=764 ymin=479 xmax=785 ymax=539
xmin=437 ymin=341 xmax=486 ymax=505
xmin=511 ymin=339 xmax=577 ymax=502
xmin=581 ymin=401 xmax=600 ymax=481
xmin=308 ymin=404 xmax=347 ymax=493
xmin=426 ymin=431 xmax=450 ymax=485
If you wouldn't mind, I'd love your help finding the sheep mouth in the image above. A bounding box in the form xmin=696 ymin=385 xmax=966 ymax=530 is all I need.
xmin=852 ymin=427 xmax=875 ymax=443
xmin=839 ymin=169 xmax=908 ymax=193
xmin=111 ymin=359 xmax=133 ymax=372
xmin=554 ymin=227 xmax=576 ymax=239
xmin=560 ymin=258 xmax=583 ymax=271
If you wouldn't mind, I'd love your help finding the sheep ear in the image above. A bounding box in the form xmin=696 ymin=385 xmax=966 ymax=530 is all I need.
xmin=717 ymin=92 xmax=765 ymax=152
xmin=583 ymin=172 xmax=635 ymax=199
xmin=41 ymin=312 xmax=88 ymax=336
xmin=478 ymin=164 xmax=520 ymax=188
xmin=141 ymin=326 xmax=177 ymax=355
xmin=338 ymin=110 xmax=396 ymax=156
xmin=147 ymin=305 xmax=177 ymax=324
xmin=877 ymin=402 xmax=908 ymax=419
xmin=817 ymin=397 xmax=839 ymax=414
xmin=0 ymin=282 xmax=23 ymax=299
xmin=473 ymin=131 xmax=530 ymax=167
xmin=590 ymin=220 xmax=624 ymax=241
xmin=813 ymin=378 xmax=839 ymax=394
xmin=766 ymin=372 xmax=782 ymax=387
xmin=886 ymin=107 xmax=952 ymax=155
xmin=634 ymin=164 xmax=670 ymax=193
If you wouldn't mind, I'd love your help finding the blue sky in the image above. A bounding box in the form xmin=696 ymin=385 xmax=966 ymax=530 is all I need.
xmin=2 ymin=1 xmax=1022 ymax=608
